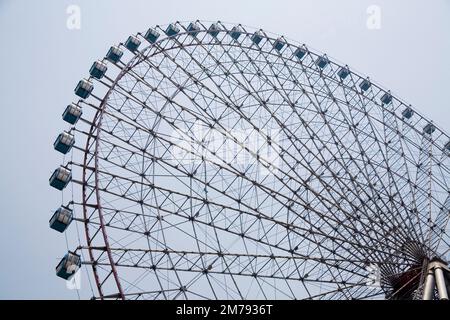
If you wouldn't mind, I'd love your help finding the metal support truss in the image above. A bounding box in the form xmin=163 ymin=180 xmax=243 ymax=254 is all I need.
xmin=422 ymin=260 xmax=450 ymax=300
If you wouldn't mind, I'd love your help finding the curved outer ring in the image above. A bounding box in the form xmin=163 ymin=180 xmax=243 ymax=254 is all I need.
xmin=81 ymin=57 xmax=141 ymax=300
xmin=81 ymin=21 xmax=449 ymax=300
xmin=81 ymin=109 xmax=104 ymax=298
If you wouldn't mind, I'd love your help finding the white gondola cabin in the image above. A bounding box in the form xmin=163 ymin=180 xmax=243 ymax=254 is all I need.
xmin=187 ymin=22 xmax=200 ymax=37
xmin=381 ymin=92 xmax=392 ymax=105
xmin=49 ymin=207 xmax=73 ymax=232
xmin=251 ymin=31 xmax=263 ymax=45
xmin=62 ymin=103 xmax=82 ymax=124
xmin=144 ymin=28 xmax=160 ymax=43
xmin=89 ymin=60 xmax=107 ymax=79
xmin=125 ymin=35 xmax=141 ymax=52
xmin=56 ymin=252 xmax=81 ymax=280
xmin=315 ymin=55 xmax=329 ymax=69
xmin=402 ymin=106 xmax=414 ymax=119
xmin=294 ymin=47 xmax=306 ymax=60
xmin=423 ymin=123 xmax=436 ymax=135
xmin=106 ymin=46 xmax=123 ymax=63
xmin=337 ymin=66 xmax=350 ymax=79
xmin=165 ymin=23 xmax=180 ymax=37
xmin=208 ymin=23 xmax=221 ymax=38
xmin=54 ymin=131 xmax=75 ymax=154
xmin=49 ymin=166 xmax=71 ymax=190
xmin=359 ymin=78 xmax=371 ymax=92
xmin=273 ymin=38 xmax=285 ymax=51
xmin=230 ymin=26 xmax=242 ymax=40
xmin=445 ymin=141 xmax=450 ymax=152
xmin=74 ymin=79 xmax=93 ymax=99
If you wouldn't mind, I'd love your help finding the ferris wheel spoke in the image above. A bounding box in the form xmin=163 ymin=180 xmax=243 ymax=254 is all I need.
xmin=78 ymin=169 xmax=412 ymax=282
xmin=207 ymin=45 xmax=404 ymax=242
xmin=337 ymin=74 xmax=423 ymax=242
xmin=87 ymin=249 xmax=368 ymax=287
xmin=145 ymin=40 xmax=418 ymax=260
xmin=213 ymin=45 xmax=415 ymax=261
xmin=250 ymin=45 xmax=418 ymax=255
xmin=76 ymin=148 xmax=414 ymax=268
xmin=290 ymin=56 xmax=416 ymax=249
xmin=79 ymin=104 xmax=410 ymax=264
xmin=318 ymin=71 xmax=414 ymax=234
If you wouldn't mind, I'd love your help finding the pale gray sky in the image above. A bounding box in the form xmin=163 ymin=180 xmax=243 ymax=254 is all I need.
xmin=0 ymin=0 xmax=448 ymax=299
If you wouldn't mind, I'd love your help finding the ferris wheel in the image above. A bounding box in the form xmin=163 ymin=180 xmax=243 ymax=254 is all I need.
xmin=49 ymin=20 xmax=450 ymax=300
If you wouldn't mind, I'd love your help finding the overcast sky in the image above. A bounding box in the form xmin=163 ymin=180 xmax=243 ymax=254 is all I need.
xmin=0 ymin=0 xmax=448 ymax=299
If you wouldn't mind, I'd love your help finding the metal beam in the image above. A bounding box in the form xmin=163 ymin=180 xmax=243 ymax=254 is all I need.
xmin=434 ymin=267 xmax=449 ymax=300
xmin=422 ymin=268 xmax=436 ymax=300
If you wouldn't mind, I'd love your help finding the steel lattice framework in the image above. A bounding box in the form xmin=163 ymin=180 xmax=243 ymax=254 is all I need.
xmin=52 ymin=21 xmax=450 ymax=300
